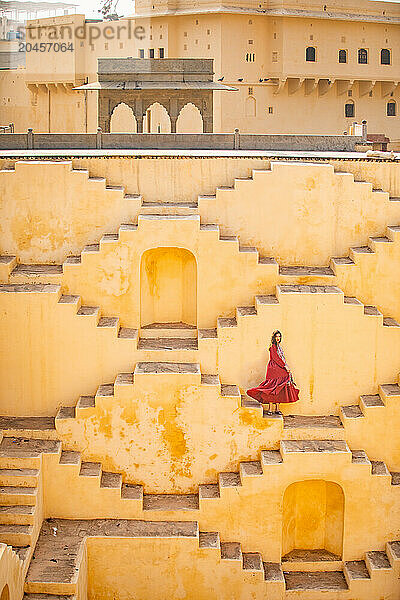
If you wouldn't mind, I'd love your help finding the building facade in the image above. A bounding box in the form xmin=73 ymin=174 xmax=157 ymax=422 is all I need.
xmin=0 ymin=0 xmax=399 ymax=138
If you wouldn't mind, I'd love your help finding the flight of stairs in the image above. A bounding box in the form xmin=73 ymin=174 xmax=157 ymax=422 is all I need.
xmin=21 ymin=517 xmax=400 ymax=599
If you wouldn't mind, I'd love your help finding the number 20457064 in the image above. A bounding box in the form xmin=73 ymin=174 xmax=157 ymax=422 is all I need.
xmin=19 ymin=42 xmax=74 ymax=52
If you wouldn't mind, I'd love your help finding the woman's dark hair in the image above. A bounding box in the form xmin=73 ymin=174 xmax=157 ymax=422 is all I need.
xmin=270 ymin=330 xmax=282 ymax=348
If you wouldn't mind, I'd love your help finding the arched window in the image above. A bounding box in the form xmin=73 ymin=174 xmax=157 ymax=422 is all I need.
xmin=345 ymin=101 xmax=355 ymax=117
xmin=245 ymin=95 xmax=256 ymax=117
xmin=358 ymin=48 xmax=368 ymax=64
xmin=338 ymin=49 xmax=347 ymax=63
xmin=306 ymin=46 xmax=316 ymax=62
xmin=387 ymin=101 xmax=396 ymax=116
xmin=381 ymin=48 xmax=391 ymax=65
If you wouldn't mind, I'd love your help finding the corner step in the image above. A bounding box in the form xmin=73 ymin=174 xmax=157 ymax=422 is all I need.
xmin=284 ymin=571 xmax=348 ymax=591
xmin=138 ymin=338 xmax=198 ymax=350
xmin=143 ymin=494 xmax=199 ymax=511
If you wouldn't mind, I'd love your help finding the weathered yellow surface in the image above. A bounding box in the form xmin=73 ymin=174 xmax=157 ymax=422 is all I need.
xmin=198 ymin=162 xmax=400 ymax=264
xmin=87 ymin=537 xmax=267 ymax=600
xmin=0 ymin=286 xmax=136 ymax=415
xmin=0 ymin=549 xmax=24 ymax=600
xmin=1 ymin=157 xmax=400 ymax=598
xmin=0 ymin=161 xmax=139 ymax=263
xmin=38 ymin=441 xmax=400 ymax=560
xmin=2 ymin=282 xmax=400 ymax=416
xmin=55 ymin=371 xmax=279 ymax=492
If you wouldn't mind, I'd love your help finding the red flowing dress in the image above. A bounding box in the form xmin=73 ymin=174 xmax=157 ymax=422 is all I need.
xmin=247 ymin=344 xmax=299 ymax=405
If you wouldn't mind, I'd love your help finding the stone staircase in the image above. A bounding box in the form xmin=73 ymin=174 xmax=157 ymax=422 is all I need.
xmin=0 ymin=216 xmax=278 ymax=285
xmin=0 ymin=417 xmax=398 ymax=521
xmin=341 ymin=379 xmax=400 ymax=422
xmin=138 ymin=322 xmax=199 ymax=351
xmin=22 ymin=517 xmax=400 ymax=599
xmin=0 ymin=284 xmax=137 ymax=342
xmin=0 ymin=433 xmax=60 ymax=567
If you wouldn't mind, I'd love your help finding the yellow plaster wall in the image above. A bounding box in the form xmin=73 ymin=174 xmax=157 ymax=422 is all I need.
xmin=215 ymin=287 xmax=400 ymax=413
xmin=0 ymin=286 xmax=136 ymax=415
xmin=55 ymin=371 xmax=280 ymax=492
xmin=342 ymin=398 xmax=400 ymax=471
xmin=2 ymin=156 xmax=400 ymax=594
xmin=282 ymin=480 xmax=344 ymax=556
xmin=0 ymin=551 xmax=25 ymax=600
xmin=39 ymin=444 xmax=400 ymax=561
xmin=53 ymin=369 xmax=400 ymax=488
xmin=140 ymin=247 xmax=197 ymax=325
xmin=3 ymin=161 xmax=400 ymax=325
xmin=61 ymin=214 xmax=278 ymax=328
xmin=0 ymin=161 xmax=140 ymax=263
xmin=2 ymin=283 xmax=400 ymax=416
xmin=0 ymin=554 xmax=24 ymax=600
xmin=1 ymin=156 xmax=400 ymax=205
xmin=86 ymin=537 xmax=267 ymax=600
xmin=198 ymin=161 xmax=400 ymax=265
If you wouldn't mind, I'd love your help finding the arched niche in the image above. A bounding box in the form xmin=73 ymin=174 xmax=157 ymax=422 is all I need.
xmin=143 ymin=102 xmax=171 ymax=133
xmin=282 ymin=480 xmax=344 ymax=559
xmin=140 ymin=247 xmax=197 ymax=326
xmin=0 ymin=585 xmax=9 ymax=600
xmin=110 ymin=102 xmax=137 ymax=133
xmin=245 ymin=96 xmax=256 ymax=118
xmin=176 ymin=102 xmax=203 ymax=133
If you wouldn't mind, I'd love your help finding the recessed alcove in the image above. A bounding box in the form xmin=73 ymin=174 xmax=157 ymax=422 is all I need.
xmin=140 ymin=247 xmax=197 ymax=327
xmin=282 ymin=480 xmax=344 ymax=561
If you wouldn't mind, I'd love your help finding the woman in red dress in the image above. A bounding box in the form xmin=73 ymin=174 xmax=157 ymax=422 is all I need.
xmin=247 ymin=330 xmax=299 ymax=414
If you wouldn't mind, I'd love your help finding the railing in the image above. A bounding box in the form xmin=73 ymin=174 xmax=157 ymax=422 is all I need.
xmin=0 ymin=127 xmax=367 ymax=152
xmin=0 ymin=124 xmax=14 ymax=134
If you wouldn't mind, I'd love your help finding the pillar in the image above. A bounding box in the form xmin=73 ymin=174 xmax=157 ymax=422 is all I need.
xmin=136 ymin=114 xmax=144 ymax=133
xmin=201 ymin=92 xmax=213 ymax=133
xmin=98 ymin=94 xmax=111 ymax=133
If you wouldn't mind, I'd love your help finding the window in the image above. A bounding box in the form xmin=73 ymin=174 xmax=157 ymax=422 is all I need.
xmin=248 ymin=86 xmax=253 ymax=95
xmin=184 ymin=44 xmax=187 ymax=50
xmin=358 ymin=48 xmax=368 ymax=64
xmin=245 ymin=52 xmax=256 ymax=62
xmin=348 ymin=89 xmax=352 ymax=97
xmin=338 ymin=49 xmax=347 ymax=63
xmin=248 ymin=39 xmax=253 ymax=44
xmin=248 ymin=19 xmax=252 ymax=24
xmin=207 ymin=29 xmax=210 ymax=34
xmin=195 ymin=19 xmax=199 ymax=24
xmin=272 ymin=51 xmax=278 ymax=62
xmin=139 ymin=48 xmax=144 ymax=58
xmin=268 ymin=106 xmax=273 ymax=114
xmin=381 ymin=48 xmax=391 ymax=65
xmin=158 ymin=47 xmax=164 ymax=58
xmin=345 ymin=102 xmax=355 ymax=117
xmin=149 ymin=48 xmax=155 ymax=58
xmin=207 ymin=44 xmax=210 ymax=49
xmin=387 ymin=101 xmax=396 ymax=116
xmin=273 ymin=32 xmax=277 ymax=39
xmin=306 ymin=46 xmax=316 ymax=62
xmin=184 ymin=31 xmax=187 ymax=37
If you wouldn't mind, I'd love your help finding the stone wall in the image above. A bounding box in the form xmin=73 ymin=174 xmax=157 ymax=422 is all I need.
xmin=0 ymin=131 xmax=365 ymax=151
